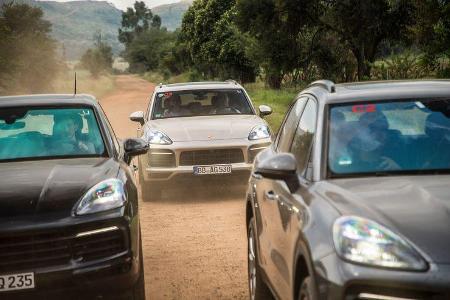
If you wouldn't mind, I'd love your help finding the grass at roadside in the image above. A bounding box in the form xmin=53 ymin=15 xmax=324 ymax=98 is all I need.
xmin=244 ymin=83 xmax=298 ymax=131
xmin=51 ymin=70 xmax=115 ymax=99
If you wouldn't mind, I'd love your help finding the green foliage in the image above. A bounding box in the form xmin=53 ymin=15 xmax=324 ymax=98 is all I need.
xmin=0 ymin=2 xmax=61 ymax=94
xmin=119 ymin=1 xmax=176 ymax=73
xmin=371 ymin=52 xmax=431 ymax=80
xmin=179 ymin=0 xmax=257 ymax=83
xmin=80 ymin=33 xmax=113 ymax=77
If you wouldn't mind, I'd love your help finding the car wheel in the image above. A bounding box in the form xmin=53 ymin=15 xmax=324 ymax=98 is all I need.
xmin=132 ymin=229 xmax=146 ymax=300
xmin=298 ymin=276 xmax=317 ymax=300
xmin=248 ymin=218 xmax=273 ymax=300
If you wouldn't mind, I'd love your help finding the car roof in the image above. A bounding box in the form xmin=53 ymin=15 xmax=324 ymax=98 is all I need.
xmin=155 ymin=81 xmax=244 ymax=92
xmin=0 ymin=94 xmax=98 ymax=108
xmin=302 ymin=80 xmax=450 ymax=104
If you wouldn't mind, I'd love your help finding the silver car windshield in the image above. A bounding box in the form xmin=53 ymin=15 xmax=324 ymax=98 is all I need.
xmin=328 ymin=99 xmax=450 ymax=176
xmin=152 ymin=89 xmax=253 ymax=119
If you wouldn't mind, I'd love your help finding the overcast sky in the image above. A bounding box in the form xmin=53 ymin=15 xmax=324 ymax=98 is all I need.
xmin=38 ymin=0 xmax=181 ymax=10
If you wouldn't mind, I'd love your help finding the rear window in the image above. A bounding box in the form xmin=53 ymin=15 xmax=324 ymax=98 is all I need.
xmin=151 ymin=89 xmax=254 ymax=119
xmin=0 ymin=107 xmax=106 ymax=161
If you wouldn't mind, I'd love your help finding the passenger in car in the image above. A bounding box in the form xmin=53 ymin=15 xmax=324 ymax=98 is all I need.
xmin=163 ymin=94 xmax=189 ymax=117
xmin=346 ymin=112 xmax=401 ymax=172
xmin=422 ymin=112 xmax=450 ymax=168
xmin=52 ymin=114 xmax=94 ymax=154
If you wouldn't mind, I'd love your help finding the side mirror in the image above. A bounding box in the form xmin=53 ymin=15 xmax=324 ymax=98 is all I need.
xmin=123 ymin=138 xmax=149 ymax=164
xmin=129 ymin=111 xmax=145 ymax=125
xmin=258 ymin=105 xmax=272 ymax=117
xmin=255 ymin=153 xmax=299 ymax=192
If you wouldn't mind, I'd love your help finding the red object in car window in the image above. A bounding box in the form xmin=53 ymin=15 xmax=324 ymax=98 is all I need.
xmin=352 ymin=104 xmax=376 ymax=113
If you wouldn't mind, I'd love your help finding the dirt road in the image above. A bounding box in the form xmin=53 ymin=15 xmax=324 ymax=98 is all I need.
xmin=100 ymin=75 xmax=248 ymax=299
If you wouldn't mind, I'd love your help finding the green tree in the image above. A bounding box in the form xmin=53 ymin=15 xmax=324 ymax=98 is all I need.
xmin=235 ymin=0 xmax=320 ymax=88
xmin=180 ymin=0 xmax=257 ymax=83
xmin=0 ymin=3 xmax=60 ymax=94
xmin=322 ymin=0 xmax=414 ymax=80
xmin=81 ymin=33 xmax=113 ymax=77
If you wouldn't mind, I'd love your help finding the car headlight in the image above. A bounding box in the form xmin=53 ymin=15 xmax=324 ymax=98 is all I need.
xmin=333 ymin=216 xmax=427 ymax=270
xmin=249 ymin=125 xmax=270 ymax=140
xmin=76 ymin=179 xmax=126 ymax=215
xmin=144 ymin=129 xmax=172 ymax=145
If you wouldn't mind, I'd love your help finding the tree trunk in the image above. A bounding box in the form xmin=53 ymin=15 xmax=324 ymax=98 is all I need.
xmin=266 ymin=72 xmax=283 ymax=89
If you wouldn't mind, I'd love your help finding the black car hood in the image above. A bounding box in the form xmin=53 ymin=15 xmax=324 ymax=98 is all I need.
xmin=0 ymin=158 xmax=119 ymax=218
xmin=320 ymin=175 xmax=450 ymax=264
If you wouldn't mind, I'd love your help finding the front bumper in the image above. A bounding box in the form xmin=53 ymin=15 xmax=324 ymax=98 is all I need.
xmin=0 ymin=210 xmax=139 ymax=299
xmin=141 ymin=138 xmax=271 ymax=183
xmin=315 ymin=253 xmax=450 ymax=300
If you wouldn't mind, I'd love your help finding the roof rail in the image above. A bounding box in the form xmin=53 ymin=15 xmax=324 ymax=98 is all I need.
xmin=308 ymin=80 xmax=336 ymax=93
xmin=226 ymin=79 xmax=238 ymax=85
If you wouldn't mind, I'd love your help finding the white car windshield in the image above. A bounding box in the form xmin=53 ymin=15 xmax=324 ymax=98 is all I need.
xmin=152 ymin=89 xmax=253 ymax=119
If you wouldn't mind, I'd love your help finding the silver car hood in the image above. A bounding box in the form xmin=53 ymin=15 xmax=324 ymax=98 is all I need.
xmin=147 ymin=115 xmax=265 ymax=142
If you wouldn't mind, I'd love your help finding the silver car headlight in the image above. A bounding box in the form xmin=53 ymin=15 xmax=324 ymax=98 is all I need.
xmin=333 ymin=216 xmax=427 ymax=270
xmin=248 ymin=125 xmax=270 ymax=140
xmin=76 ymin=179 xmax=126 ymax=215
xmin=144 ymin=129 xmax=172 ymax=145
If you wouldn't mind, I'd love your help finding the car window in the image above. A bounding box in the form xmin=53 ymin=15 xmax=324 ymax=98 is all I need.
xmin=328 ymin=98 xmax=450 ymax=175
xmin=0 ymin=107 xmax=106 ymax=161
xmin=276 ymin=97 xmax=308 ymax=152
xmin=151 ymin=89 xmax=253 ymax=119
xmin=290 ymin=99 xmax=317 ymax=174
xmin=98 ymin=105 xmax=120 ymax=153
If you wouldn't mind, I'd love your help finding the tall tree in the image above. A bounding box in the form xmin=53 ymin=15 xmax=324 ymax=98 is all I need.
xmin=322 ymin=0 xmax=414 ymax=80
xmin=235 ymin=0 xmax=320 ymax=88
xmin=0 ymin=3 xmax=60 ymax=94
xmin=81 ymin=32 xmax=113 ymax=77
xmin=180 ymin=0 xmax=257 ymax=83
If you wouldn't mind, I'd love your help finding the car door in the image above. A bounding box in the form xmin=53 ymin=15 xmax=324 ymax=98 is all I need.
xmin=255 ymin=97 xmax=308 ymax=296
xmin=263 ymin=97 xmax=318 ymax=300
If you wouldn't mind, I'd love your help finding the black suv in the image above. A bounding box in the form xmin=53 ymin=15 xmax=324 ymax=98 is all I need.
xmin=246 ymin=80 xmax=450 ymax=300
xmin=0 ymin=94 xmax=148 ymax=299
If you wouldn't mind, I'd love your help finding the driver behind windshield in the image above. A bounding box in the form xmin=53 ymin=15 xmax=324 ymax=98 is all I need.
xmin=52 ymin=113 xmax=95 ymax=155
xmin=163 ymin=94 xmax=189 ymax=117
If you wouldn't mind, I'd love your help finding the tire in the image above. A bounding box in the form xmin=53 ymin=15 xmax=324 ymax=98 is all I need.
xmin=298 ymin=276 xmax=317 ymax=300
xmin=139 ymin=162 xmax=162 ymax=202
xmin=132 ymin=230 xmax=146 ymax=300
xmin=248 ymin=218 xmax=273 ymax=300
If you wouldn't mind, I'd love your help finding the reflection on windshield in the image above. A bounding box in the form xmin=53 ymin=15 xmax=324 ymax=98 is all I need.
xmin=328 ymin=99 xmax=450 ymax=175
xmin=0 ymin=107 xmax=105 ymax=161
xmin=152 ymin=89 xmax=253 ymax=119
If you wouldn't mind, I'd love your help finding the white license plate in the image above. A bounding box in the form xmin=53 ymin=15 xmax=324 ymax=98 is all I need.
xmin=193 ymin=165 xmax=232 ymax=175
xmin=0 ymin=272 xmax=35 ymax=292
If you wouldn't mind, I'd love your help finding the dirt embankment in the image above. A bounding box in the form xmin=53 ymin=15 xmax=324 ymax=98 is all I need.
xmin=100 ymin=75 xmax=248 ymax=300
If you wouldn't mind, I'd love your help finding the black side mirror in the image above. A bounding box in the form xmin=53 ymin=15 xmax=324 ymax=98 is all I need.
xmin=255 ymin=153 xmax=299 ymax=192
xmin=258 ymin=105 xmax=273 ymax=117
xmin=129 ymin=111 xmax=145 ymax=125
xmin=123 ymin=138 xmax=149 ymax=164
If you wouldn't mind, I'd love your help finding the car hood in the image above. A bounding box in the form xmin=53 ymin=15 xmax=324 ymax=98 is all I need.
xmin=0 ymin=157 xmax=119 ymax=218
xmin=147 ymin=115 xmax=264 ymax=142
xmin=319 ymin=175 xmax=450 ymax=264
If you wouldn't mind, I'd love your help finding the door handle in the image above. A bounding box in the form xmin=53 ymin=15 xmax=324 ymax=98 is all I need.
xmin=264 ymin=190 xmax=279 ymax=201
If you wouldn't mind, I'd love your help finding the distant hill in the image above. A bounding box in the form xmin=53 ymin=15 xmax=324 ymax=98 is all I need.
xmin=152 ymin=0 xmax=192 ymax=31
xmin=0 ymin=0 xmax=191 ymax=60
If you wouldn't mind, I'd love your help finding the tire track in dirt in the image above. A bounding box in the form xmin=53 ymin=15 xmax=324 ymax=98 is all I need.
xmin=100 ymin=75 xmax=248 ymax=300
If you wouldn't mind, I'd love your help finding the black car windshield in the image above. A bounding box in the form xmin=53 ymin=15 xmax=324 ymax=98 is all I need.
xmin=152 ymin=89 xmax=253 ymax=119
xmin=328 ymin=99 xmax=450 ymax=176
xmin=0 ymin=107 xmax=105 ymax=161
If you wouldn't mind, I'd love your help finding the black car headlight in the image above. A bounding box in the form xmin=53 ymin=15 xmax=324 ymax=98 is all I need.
xmin=76 ymin=179 xmax=126 ymax=215
xmin=333 ymin=216 xmax=427 ymax=271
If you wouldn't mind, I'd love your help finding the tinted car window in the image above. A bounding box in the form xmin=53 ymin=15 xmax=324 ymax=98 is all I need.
xmin=276 ymin=97 xmax=308 ymax=152
xmin=0 ymin=107 xmax=105 ymax=161
xmin=290 ymin=99 xmax=317 ymax=174
xmin=329 ymin=99 xmax=450 ymax=175
xmin=152 ymin=89 xmax=253 ymax=119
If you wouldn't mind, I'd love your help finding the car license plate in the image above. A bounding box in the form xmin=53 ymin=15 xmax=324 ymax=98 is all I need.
xmin=0 ymin=272 xmax=35 ymax=292
xmin=193 ymin=165 xmax=232 ymax=175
